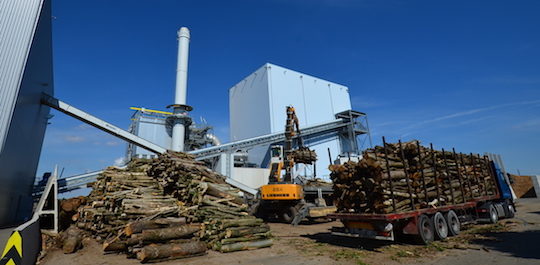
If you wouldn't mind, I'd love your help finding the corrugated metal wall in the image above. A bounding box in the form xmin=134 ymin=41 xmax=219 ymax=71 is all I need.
xmin=0 ymin=0 xmax=45 ymax=152
xmin=0 ymin=0 xmax=53 ymax=226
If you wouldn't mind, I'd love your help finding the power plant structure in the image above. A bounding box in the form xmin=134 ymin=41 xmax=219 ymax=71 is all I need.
xmin=229 ymin=63 xmax=368 ymax=181
xmin=0 ymin=2 xmax=523 ymax=265
xmin=125 ymin=107 xmax=221 ymax=160
xmin=122 ymin=63 xmax=370 ymax=193
xmin=0 ymin=0 xmax=369 ymax=251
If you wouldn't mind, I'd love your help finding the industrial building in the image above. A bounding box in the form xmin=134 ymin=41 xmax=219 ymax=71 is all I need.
xmin=125 ymin=107 xmax=221 ymax=160
xmin=123 ymin=63 xmax=369 ymax=190
xmin=0 ymin=0 xmax=369 ymax=228
xmin=0 ymin=5 xmax=370 ymax=259
xmin=0 ymin=0 xmax=54 ymax=226
xmin=229 ymin=63 xmax=365 ymax=180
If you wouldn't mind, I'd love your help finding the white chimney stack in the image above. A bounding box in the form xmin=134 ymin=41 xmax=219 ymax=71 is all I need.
xmin=171 ymin=27 xmax=191 ymax=152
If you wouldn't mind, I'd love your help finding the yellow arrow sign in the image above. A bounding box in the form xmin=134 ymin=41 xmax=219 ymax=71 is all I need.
xmin=0 ymin=231 xmax=22 ymax=265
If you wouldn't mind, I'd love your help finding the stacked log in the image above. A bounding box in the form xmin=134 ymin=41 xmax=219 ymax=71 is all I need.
xmin=75 ymin=167 xmax=180 ymax=240
xmin=59 ymin=196 xmax=86 ymax=230
xmin=146 ymin=151 xmax=273 ymax=253
xmin=330 ymin=140 xmax=498 ymax=214
xmin=201 ymin=217 xmax=272 ymax=252
xmin=74 ymin=151 xmax=271 ymax=262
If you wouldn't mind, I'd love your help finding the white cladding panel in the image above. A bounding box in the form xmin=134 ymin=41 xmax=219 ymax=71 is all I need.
xmin=132 ymin=115 xmax=171 ymax=159
xmin=533 ymin=175 xmax=540 ymax=198
xmin=229 ymin=66 xmax=271 ymax=142
xmin=231 ymin=167 xmax=270 ymax=190
xmin=229 ymin=63 xmax=352 ymax=180
xmin=0 ymin=0 xmax=45 ymax=152
xmin=267 ymin=64 xmax=351 ymax=133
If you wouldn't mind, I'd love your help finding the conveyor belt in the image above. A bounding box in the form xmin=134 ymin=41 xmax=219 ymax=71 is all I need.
xmin=37 ymin=94 xmax=367 ymax=197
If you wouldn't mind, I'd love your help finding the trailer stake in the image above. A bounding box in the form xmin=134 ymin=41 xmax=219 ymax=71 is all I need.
xmin=382 ymin=137 xmax=397 ymax=212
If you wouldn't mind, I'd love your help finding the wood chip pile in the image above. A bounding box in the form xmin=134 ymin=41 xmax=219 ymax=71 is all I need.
xmin=329 ymin=140 xmax=498 ymax=214
xmin=72 ymin=151 xmax=272 ymax=263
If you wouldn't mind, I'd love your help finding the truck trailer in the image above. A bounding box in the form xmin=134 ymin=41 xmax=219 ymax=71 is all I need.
xmin=329 ymin=140 xmax=515 ymax=244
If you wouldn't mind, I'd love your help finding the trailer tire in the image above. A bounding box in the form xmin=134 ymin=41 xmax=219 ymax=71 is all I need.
xmin=432 ymin=212 xmax=448 ymax=240
xmin=488 ymin=204 xmax=499 ymax=224
xmin=416 ymin=214 xmax=435 ymax=244
xmin=445 ymin=210 xmax=460 ymax=236
xmin=504 ymin=200 xmax=515 ymax=218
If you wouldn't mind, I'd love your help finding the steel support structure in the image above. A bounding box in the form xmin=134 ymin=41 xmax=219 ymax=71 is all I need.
xmin=41 ymin=94 xmax=167 ymax=154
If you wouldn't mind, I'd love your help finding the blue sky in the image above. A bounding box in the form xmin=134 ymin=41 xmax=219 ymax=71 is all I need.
xmin=38 ymin=0 xmax=540 ymax=181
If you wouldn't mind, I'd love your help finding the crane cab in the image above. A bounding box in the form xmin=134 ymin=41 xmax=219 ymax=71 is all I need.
xmin=262 ymin=145 xmax=304 ymax=200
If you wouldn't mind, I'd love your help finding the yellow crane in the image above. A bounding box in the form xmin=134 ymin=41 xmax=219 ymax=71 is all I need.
xmin=256 ymin=106 xmax=335 ymax=224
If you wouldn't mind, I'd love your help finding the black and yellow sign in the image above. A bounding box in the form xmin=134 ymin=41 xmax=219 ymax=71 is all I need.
xmin=0 ymin=231 xmax=22 ymax=265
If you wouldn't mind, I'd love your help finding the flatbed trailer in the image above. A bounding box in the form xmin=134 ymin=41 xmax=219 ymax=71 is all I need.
xmin=329 ymin=152 xmax=515 ymax=244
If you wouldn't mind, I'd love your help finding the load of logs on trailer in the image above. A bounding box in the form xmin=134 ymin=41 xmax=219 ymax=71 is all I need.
xmin=329 ymin=140 xmax=498 ymax=214
xmin=66 ymin=151 xmax=272 ymax=263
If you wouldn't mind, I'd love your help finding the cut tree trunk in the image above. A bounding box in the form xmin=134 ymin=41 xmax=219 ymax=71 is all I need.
xmin=125 ymin=217 xmax=187 ymax=236
xmin=136 ymin=241 xmax=207 ymax=263
xmin=224 ymin=225 xmax=270 ymax=238
xmin=141 ymin=225 xmax=200 ymax=242
xmin=62 ymin=226 xmax=83 ymax=254
xmin=218 ymin=239 xmax=273 ymax=253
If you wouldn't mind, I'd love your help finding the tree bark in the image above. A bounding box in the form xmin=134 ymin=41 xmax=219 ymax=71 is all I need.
xmin=225 ymin=225 xmax=270 ymax=238
xmin=62 ymin=226 xmax=83 ymax=254
xmin=218 ymin=239 xmax=273 ymax=253
xmin=136 ymin=241 xmax=207 ymax=263
xmin=125 ymin=217 xmax=187 ymax=236
xmin=141 ymin=225 xmax=200 ymax=242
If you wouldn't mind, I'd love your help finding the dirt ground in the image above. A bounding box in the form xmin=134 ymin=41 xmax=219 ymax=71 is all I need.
xmin=40 ymin=198 xmax=540 ymax=265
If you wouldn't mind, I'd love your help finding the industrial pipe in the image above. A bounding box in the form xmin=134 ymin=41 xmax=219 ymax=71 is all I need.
xmin=171 ymin=27 xmax=191 ymax=152
xmin=205 ymin=133 xmax=221 ymax=146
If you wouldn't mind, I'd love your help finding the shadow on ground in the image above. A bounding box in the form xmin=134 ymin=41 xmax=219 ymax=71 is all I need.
xmin=301 ymin=232 xmax=395 ymax=251
xmin=473 ymin=229 xmax=540 ymax=260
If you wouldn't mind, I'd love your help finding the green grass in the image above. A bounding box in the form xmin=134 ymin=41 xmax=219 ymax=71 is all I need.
xmin=426 ymin=242 xmax=446 ymax=252
xmin=395 ymin=250 xmax=413 ymax=257
xmin=332 ymin=249 xmax=368 ymax=265
xmin=464 ymin=223 xmax=508 ymax=234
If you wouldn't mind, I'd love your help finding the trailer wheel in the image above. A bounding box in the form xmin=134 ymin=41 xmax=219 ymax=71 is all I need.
xmin=488 ymin=204 xmax=499 ymax=224
xmin=416 ymin=214 xmax=435 ymax=244
xmin=503 ymin=200 xmax=515 ymax=218
xmin=445 ymin=210 xmax=460 ymax=236
xmin=432 ymin=212 xmax=448 ymax=240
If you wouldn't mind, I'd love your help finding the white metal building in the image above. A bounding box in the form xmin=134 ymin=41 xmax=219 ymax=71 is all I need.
xmin=229 ymin=63 xmax=355 ymax=180
xmin=126 ymin=110 xmax=172 ymax=160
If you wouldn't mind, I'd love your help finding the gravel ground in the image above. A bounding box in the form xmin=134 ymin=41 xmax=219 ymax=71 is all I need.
xmin=413 ymin=198 xmax=540 ymax=265
xmin=40 ymin=198 xmax=540 ymax=265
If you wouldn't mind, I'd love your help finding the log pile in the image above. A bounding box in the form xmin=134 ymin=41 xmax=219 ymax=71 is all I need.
xmin=75 ymin=166 xmax=180 ymax=240
xmin=146 ymin=152 xmax=273 ymax=253
xmin=59 ymin=196 xmax=86 ymax=230
xmin=73 ymin=151 xmax=271 ymax=262
xmin=330 ymin=140 xmax=498 ymax=214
